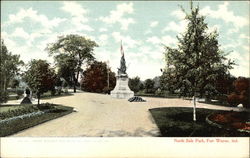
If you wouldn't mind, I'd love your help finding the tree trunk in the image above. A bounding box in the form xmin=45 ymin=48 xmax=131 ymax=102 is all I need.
xmin=74 ymin=70 xmax=80 ymax=93
xmin=193 ymin=96 xmax=196 ymax=121
xmin=72 ymin=72 xmax=77 ymax=93
xmin=73 ymin=78 xmax=77 ymax=93
xmin=37 ymin=92 xmax=40 ymax=105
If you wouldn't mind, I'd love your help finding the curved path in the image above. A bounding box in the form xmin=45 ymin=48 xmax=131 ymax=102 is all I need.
xmin=10 ymin=91 xmax=242 ymax=137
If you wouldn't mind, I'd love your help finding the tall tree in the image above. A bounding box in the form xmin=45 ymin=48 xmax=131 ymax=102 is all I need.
xmin=24 ymin=59 xmax=57 ymax=105
xmin=161 ymin=3 xmax=234 ymax=120
xmin=55 ymin=54 xmax=77 ymax=87
xmin=46 ymin=34 xmax=98 ymax=92
xmin=80 ymin=61 xmax=116 ymax=93
xmin=0 ymin=40 xmax=24 ymax=103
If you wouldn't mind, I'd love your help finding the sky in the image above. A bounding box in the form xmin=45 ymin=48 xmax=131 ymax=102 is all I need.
xmin=1 ymin=1 xmax=249 ymax=80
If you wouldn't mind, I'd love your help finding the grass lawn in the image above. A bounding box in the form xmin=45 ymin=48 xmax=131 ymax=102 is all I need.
xmin=149 ymin=107 xmax=250 ymax=137
xmin=0 ymin=105 xmax=29 ymax=113
xmin=0 ymin=103 xmax=74 ymax=136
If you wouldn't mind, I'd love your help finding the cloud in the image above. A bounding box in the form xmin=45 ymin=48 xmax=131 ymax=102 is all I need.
xmin=144 ymin=29 xmax=152 ymax=35
xmin=146 ymin=36 xmax=161 ymax=45
xmin=162 ymin=9 xmax=188 ymax=34
xmin=99 ymin=2 xmax=135 ymax=30
xmin=60 ymin=2 xmax=93 ymax=32
xmin=1 ymin=32 xmax=17 ymax=50
xmin=5 ymin=8 xmax=66 ymax=29
xmin=240 ymin=34 xmax=250 ymax=41
xmin=112 ymin=32 xmax=140 ymax=49
xmin=146 ymin=35 xmax=178 ymax=47
xmin=171 ymin=10 xmax=186 ymax=19
xmin=206 ymin=24 xmax=221 ymax=34
xmin=126 ymin=46 xmax=164 ymax=79
xmin=61 ymin=1 xmax=87 ymax=16
xmin=162 ymin=20 xmax=188 ymax=34
xmin=227 ymin=51 xmax=249 ymax=77
xmin=99 ymin=28 xmax=108 ymax=32
xmin=97 ymin=34 xmax=108 ymax=46
xmin=150 ymin=21 xmax=159 ymax=27
xmin=200 ymin=2 xmax=249 ymax=33
xmin=11 ymin=27 xmax=29 ymax=39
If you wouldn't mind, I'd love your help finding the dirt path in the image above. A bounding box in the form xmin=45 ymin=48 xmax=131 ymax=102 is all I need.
xmin=10 ymin=91 xmax=242 ymax=137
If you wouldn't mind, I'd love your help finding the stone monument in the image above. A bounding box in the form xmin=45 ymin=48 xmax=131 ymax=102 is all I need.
xmin=111 ymin=42 xmax=134 ymax=99
xmin=20 ymin=88 xmax=32 ymax=104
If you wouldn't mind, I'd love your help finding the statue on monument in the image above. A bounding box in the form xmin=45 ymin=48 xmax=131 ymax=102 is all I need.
xmin=117 ymin=41 xmax=127 ymax=77
xmin=111 ymin=41 xmax=134 ymax=99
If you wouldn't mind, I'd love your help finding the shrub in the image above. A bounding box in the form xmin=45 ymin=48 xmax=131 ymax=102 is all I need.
xmin=227 ymin=77 xmax=250 ymax=108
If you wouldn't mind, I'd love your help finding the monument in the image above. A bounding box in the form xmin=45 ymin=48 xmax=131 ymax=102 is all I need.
xmin=111 ymin=42 xmax=134 ymax=99
xmin=20 ymin=88 xmax=32 ymax=104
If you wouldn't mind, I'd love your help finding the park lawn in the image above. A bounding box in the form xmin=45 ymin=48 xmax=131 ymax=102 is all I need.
xmin=0 ymin=104 xmax=30 ymax=113
xmin=0 ymin=103 xmax=74 ymax=136
xmin=149 ymin=107 xmax=250 ymax=137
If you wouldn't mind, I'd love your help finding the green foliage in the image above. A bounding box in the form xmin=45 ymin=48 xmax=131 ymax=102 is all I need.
xmin=144 ymin=79 xmax=155 ymax=93
xmin=128 ymin=76 xmax=143 ymax=93
xmin=24 ymin=59 xmax=57 ymax=105
xmin=0 ymin=40 xmax=24 ymax=103
xmin=55 ymin=54 xmax=77 ymax=87
xmin=46 ymin=34 xmax=98 ymax=92
xmin=227 ymin=77 xmax=250 ymax=108
xmin=10 ymin=79 xmax=20 ymax=89
xmin=161 ymin=4 xmax=234 ymax=99
xmin=80 ymin=61 xmax=116 ymax=93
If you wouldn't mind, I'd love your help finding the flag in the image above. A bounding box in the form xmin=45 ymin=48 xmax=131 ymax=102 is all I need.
xmin=120 ymin=40 xmax=124 ymax=56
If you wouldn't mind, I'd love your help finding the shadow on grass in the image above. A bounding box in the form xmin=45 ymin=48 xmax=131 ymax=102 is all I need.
xmin=149 ymin=107 xmax=250 ymax=137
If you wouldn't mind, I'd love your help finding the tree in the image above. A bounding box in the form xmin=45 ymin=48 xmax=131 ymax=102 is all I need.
xmin=161 ymin=3 xmax=234 ymax=121
xmin=46 ymin=34 xmax=98 ymax=93
xmin=144 ymin=79 xmax=155 ymax=93
xmin=80 ymin=61 xmax=116 ymax=93
xmin=160 ymin=66 xmax=177 ymax=94
xmin=10 ymin=78 xmax=20 ymax=89
xmin=227 ymin=77 xmax=250 ymax=108
xmin=0 ymin=40 xmax=24 ymax=103
xmin=215 ymin=74 xmax=236 ymax=95
xmin=162 ymin=3 xmax=234 ymax=100
xmin=24 ymin=59 xmax=57 ymax=105
xmin=128 ymin=76 xmax=142 ymax=93
xmin=55 ymin=54 xmax=77 ymax=87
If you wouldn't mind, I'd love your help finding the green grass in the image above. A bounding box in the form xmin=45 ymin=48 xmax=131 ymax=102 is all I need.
xmin=149 ymin=107 xmax=250 ymax=137
xmin=136 ymin=92 xmax=179 ymax=99
xmin=0 ymin=103 xmax=74 ymax=137
xmin=0 ymin=105 xmax=32 ymax=113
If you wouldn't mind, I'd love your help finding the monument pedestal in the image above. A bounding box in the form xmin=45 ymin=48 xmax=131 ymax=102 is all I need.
xmin=111 ymin=75 xmax=134 ymax=99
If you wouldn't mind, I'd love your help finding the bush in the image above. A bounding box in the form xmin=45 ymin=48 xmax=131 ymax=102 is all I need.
xmin=227 ymin=77 xmax=250 ymax=108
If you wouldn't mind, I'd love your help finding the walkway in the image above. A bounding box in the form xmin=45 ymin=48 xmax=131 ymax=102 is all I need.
xmin=10 ymin=91 xmax=242 ymax=137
